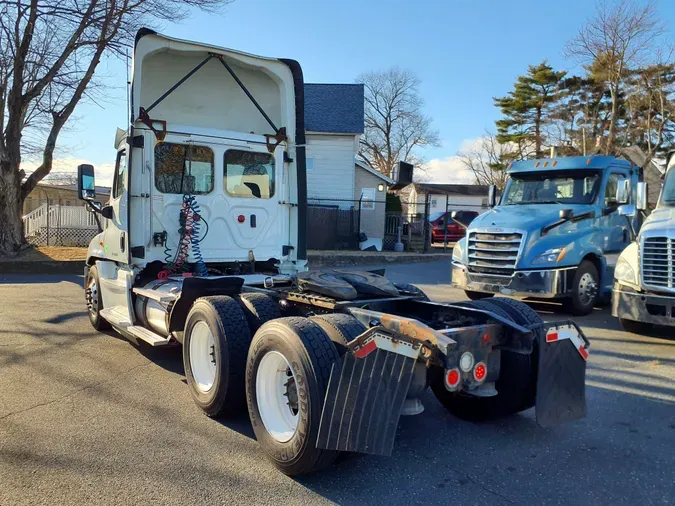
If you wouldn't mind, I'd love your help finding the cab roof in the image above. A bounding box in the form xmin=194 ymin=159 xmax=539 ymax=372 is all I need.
xmin=508 ymin=155 xmax=633 ymax=174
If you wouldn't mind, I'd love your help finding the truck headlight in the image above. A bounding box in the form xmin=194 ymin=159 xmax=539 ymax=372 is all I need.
xmin=452 ymin=242 xmax=463 ymax=262
xmin=532 ymin=247 xmax=567 ymax=265
xmin=614 ymin=257 xmax=636 ymax=284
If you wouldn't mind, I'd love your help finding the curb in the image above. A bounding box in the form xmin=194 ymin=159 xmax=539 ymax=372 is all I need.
xmin=0 ymin=260 xmax=84 ymax=276
xmin=0 ymin=253 xmax=450 ymax=276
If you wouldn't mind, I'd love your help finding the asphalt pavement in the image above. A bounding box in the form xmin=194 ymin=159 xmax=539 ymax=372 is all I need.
xmin=1 ymin=261 xmax=673 ymax=505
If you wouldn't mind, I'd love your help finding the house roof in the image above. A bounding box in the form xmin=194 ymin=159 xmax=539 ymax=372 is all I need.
xmin=304 ymin=84 xmax=364 ymax=134
xmin=355 ymin=161 xmax=395 ymax=184
xmin=413 ymin=183 xmax=489 ymax=196
xmin=36 ymin=182 xmax=111 ymax=195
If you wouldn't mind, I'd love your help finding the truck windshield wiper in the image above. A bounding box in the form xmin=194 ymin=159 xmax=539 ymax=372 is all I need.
xmin=520 ymin=200 xmax=563 ymax=205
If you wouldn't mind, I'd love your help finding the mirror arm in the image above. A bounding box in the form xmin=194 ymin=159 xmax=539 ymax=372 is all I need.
xmin=85 ymin=201 xmax=103 ymax=233
xmin=623 ymin=215 xmax=637 ymax=241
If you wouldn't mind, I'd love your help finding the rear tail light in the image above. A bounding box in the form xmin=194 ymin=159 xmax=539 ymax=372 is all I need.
xmin=473 ymin=362 xmax=487 ymax=382
xmin=445 ymin=368 xmax=461 ymax=390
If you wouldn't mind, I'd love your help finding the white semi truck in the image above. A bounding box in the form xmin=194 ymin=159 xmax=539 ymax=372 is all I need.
xmin=78 ymin=29 xmax=590 ymax=476
xmin=612 ymin=153 xmax=675 ymax=333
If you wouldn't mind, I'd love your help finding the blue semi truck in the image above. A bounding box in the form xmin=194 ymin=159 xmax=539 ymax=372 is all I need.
xmin=451 ymin=155 xmax=646 ymax=315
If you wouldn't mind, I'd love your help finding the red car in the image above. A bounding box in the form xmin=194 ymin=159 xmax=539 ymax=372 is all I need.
xmin=429 ymin=211 xmax=478 ymax=243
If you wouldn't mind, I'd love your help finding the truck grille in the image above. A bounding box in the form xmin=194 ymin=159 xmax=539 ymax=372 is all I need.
xmin=467 ymin=230 xmax=524 ymax=277
xmin=641 ymin=237 xmax=674 ymax=291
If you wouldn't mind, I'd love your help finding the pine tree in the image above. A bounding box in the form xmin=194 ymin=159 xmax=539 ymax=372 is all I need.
xmin=494 ymin=62 xmax=567 ymax=159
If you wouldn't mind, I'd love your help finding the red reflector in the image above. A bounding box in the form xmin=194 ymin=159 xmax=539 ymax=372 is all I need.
xmin=237 ymin=215 xmax=246 ymax=223
xmin=446 ymin=369 xmax=460 ymax=387
xmin=546 ymin=331 xmax=559 ymax=342
xmin=474 ymin=362 xmax=487 ymax=381
xmin=578 ymin=345 xmax=589 ymax=360
xmin=482 ymin=333 xmax=490 ymax=343
xmin=354 ymin=339 xmax=377 ymax=359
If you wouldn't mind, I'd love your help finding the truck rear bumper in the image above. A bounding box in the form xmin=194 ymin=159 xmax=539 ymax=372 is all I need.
xmin=451 ymin=262 xmax=574 ymax=299
xmin=611 ymin=285 xmax=675 ymax=326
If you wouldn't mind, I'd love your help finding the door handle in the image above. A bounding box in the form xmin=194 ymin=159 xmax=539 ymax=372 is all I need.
xmin=120 ymin=232 xmax=126 ymax=252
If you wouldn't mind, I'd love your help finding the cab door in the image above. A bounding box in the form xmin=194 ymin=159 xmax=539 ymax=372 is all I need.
xmin=602 ymin=171 xmax=631 ymax=255
xmin=103 ymin=146 xmax=129 ymax=263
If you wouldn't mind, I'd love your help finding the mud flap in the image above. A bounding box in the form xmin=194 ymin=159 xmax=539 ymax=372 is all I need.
xmin=535 ymin=322 xmax=589 ymax=427
xmin=316 ymin=349 xmax=415 ymax=456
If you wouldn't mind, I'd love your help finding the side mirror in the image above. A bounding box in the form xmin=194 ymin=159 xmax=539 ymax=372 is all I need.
xmin=618 ymin=204 xmax=636 ymax=218
xmin=77 ymin=164 xmax=96 ymax=201
xmin=487 ymin=185 xmax=497 ymax=208
xmin=636 ymin=181 xmax=648 ymax=211
xmin=559 ymin=209 xmax=573 ymax=220
xmin=615 ymin=179 xmax=630 ymax=204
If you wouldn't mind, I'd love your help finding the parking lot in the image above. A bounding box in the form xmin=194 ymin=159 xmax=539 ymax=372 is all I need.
xmin=1 ymin=260 xmax=673 ymax=505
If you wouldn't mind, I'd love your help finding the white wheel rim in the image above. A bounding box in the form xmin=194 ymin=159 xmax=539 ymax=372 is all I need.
xmin=189 ymin=321 xmax=217 ymax=393
xmin=256 ymin=351 xmax=300 ymax=443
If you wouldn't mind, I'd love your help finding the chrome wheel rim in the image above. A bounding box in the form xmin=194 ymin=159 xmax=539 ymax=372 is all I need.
xmin=256 ymin=351 xmax=299 ymax=443
xmin=189 ymin=321 xmax=217 ymax=393
xmin=86 ymin=276 xmax=99 ymax=316
xmin=578 ymin=272 xmax=598 ymax=306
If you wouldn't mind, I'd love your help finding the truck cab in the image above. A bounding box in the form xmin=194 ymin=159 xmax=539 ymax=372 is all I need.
xmin=612 ymin=153 xmax=675 ymax=333
xmin=451 ymin=155 xmax=641 ymax=315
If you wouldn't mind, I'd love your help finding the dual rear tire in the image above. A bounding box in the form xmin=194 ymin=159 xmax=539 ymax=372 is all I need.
xmin=183 ymin=295 xmax=359 ymax=476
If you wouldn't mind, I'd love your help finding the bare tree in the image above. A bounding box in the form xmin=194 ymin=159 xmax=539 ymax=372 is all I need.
xmin=0 ymin=0 xmax=230 ymax=257
xmin=357 ymin=67 xmax=440 ymax=178
xmin=565 ymin=0 xmax=665 ymax=155
xmin=624 ymin=50 xmax=675 ymax=165
xmin=458 ymin=133 xmax=512 ymax=190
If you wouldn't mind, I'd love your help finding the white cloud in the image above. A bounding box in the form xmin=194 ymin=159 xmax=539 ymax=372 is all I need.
xmin=417 ymin=137 xmax=482 ymax=184
xmin=22 ymin=157 xmax=115 ymax=187
xmin=418 ymin=155 xmax=476 ymax=184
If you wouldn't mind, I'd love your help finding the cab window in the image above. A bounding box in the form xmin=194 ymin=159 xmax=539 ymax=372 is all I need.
xmin=224 ymin=150 xmax=275 ymax=199
xmin=155 ymin=143 xmax=214 ymax=194
xmin=604 ymin=173 xmax=626 ymax=207
xmin=113 ymin=150 xmax=126 ymax=199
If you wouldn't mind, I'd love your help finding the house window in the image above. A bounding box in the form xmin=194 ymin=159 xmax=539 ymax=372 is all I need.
xmin=431 ymin=199 xmax=437 ymax=206
xmin=225 ymin=149 xmax=275 ymax=199
xmin=360 ymin=188 xmax=376 ymax=210
xmin=306 ymin=157 xmax=314 ymax=171
xmin=155 ymin=143 xmax=214 ymax=194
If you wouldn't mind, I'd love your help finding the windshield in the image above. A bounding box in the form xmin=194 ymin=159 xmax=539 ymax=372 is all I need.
xmin=428 ymin=212 xmax=445 ymax=222
xmin=501 ymin=171 xmax=601 ymax=205
xmin=660 ymin=169 xmax=675 ymax=207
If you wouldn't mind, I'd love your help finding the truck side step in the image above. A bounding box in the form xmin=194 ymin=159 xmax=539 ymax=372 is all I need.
xmin=132 ymin=287 xmax=178 ymax=303
xmin=100 ymin=307 xmax=132 ymax=327
xmin=126 ymin=326 xmax=171 ymax=346
xmin=100 ymin=307 xmax=170 ymax=346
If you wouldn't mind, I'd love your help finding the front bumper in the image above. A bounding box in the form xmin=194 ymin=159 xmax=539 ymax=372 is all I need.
xmin=611 ymin=285 xmax=675 ymax=327
xmin=451 ymin=261 xmax=574 ymax=299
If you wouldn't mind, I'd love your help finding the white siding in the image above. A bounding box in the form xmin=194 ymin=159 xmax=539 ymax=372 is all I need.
xmin=306 ymin=134 xmax=357 ymax=207
xmin=428 ymin=194 xmax=487 ymax=214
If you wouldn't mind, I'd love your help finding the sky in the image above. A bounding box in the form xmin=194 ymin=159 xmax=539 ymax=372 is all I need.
xmin=33 ymin=0 xmax=675 ymax=186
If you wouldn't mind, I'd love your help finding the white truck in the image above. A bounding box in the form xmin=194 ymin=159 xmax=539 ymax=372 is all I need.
xmin=612 ymin=153 xmax=675 ymax=333
xmin=78 ymin=29 xmax=590 ymax=476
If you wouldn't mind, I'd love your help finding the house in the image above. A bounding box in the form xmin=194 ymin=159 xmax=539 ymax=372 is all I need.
xmin=394 ymin=183 xmax=490 ymax=218
xmin=304 ymin=83 xmax=364 ymax=206
xmin=23 ymin=182 xmax=111 ymax=214
xmin=354 ymin=161 xmax=394 ymax=251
